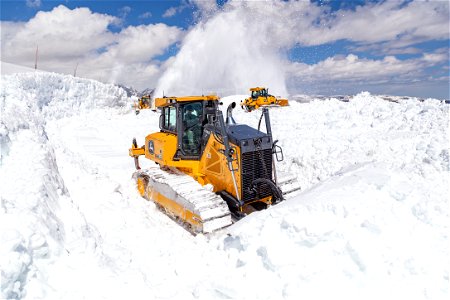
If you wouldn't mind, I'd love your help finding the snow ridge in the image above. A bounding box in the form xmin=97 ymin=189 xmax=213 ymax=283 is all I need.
xmin=1 ymin=72 xmax=448 ymax=300
xmin=0 ymin=72 xmax=128 ymax=298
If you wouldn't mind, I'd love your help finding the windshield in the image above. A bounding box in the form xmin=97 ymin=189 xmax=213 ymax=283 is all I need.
xmin=182 ymin=102 xmax=203 ymax=156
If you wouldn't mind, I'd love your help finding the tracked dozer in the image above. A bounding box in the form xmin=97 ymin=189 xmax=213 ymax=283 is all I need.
xmin=241 ymin=87 xmax=289 ymax=112
xmin=134 ymin=95 xmax=151 ymax=114
xmin=129 ymin=95 xmax=300 ymax=234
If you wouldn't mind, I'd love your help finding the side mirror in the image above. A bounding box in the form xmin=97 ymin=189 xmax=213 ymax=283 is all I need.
xmin=159 ymin=113 xmax=163 ymax=129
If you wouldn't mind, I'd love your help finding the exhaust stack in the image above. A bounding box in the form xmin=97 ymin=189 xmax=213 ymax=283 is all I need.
xmin=226 ymin=102 xmax=237 ymax=125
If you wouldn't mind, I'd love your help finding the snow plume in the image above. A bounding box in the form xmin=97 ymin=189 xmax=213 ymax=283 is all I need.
xmin=155 ymin=2 xmax=288 ymax=97
xmin=0 ymin=72 xmax=127 ymax=298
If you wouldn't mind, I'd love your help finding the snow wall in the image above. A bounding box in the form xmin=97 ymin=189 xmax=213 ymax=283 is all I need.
xmin=1 ymin=71 xmax=449 ymax=300
xmin=0 ymin=72 xmax=127 ymax=299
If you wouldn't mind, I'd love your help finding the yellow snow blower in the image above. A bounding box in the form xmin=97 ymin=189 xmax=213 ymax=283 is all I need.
xmin=129 ymin=95 xmax=299 ymax=233
xmin=134 ymin=95 xmax=151 ymax=114
xmin=240 ymin=87 xmax=289 ymax=112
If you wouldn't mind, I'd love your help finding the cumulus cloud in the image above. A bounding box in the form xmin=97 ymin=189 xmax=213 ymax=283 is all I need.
xmin=85 ymin=24 xmax=183 ymax=87
xmin=96 ymin=24 xmax=182 ymax=63
xmin=0 ymin=21 xmax=24 ymax=44
xmin=0 ymin=5 xmax=183 ymax=89
xmin=1 ymin=5 xmax=117 ymax=60
xmin=289 ymin=54 xmax=435 ymax=83
xmin=287 ymin=49 xmax=449 ymax=96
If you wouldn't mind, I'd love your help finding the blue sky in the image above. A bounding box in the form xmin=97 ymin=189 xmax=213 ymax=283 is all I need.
xmin=1 ymin=0 xmax=449 ymax=98
xmin=1 ymin=1 xmax=197 ymax=29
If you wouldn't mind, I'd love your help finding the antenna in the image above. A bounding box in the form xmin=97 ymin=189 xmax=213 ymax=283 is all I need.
xmin=34 ymin=45 xmax=38 ymax=70
xmin=73 ymin=62 xmax=79 ymax=77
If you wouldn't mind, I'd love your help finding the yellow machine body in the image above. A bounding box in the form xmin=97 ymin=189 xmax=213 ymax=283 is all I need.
xmin=129 ymin=95 xmax=283 ymax=233
xmin=132 ymin=128 xmax=243 ymax=201
xmin=137 ymin=95 xmax=151 ymax=110
xmin=133 ymin=95 xmax=151 ymax=114
xmin=241 ymin=87 xmax=289 ymax=112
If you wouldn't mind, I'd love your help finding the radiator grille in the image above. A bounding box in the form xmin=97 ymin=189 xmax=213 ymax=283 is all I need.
xmin=241 ymin=149 xmax=273 ymax=202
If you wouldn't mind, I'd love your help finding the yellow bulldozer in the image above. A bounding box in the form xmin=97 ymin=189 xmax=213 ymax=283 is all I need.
xmin=240 ymin=87 xmax=289 ymax=112
xmin=134 ymin=95 xmax=151 ymax=114
xmin=129 ymin=95 xmax=299 ymax=234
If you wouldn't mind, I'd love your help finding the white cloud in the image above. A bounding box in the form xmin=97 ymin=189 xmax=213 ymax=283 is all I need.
xmin=26 ymin=0 xmax=41 ymax=8
xmin=119 ymin=6 xmax=132 ymax=19
xmin=1 ymin=5 xmax=117 ymax=60
xmin=91 ymin=24 xmax=183 ymax=65
xmin=0 ymin=5 xmax=183 ymax=90
xmin=163 ymin=2 xmax=192 ymax=18
xmin=0 ymin=21 xmax=24 ymax=44
xmin=320 ymin=1 xmax=449 ymax=47
xmin=118 ymin=24 xmax=181 ymax=61
xmin=139 ymin=12 xmax=152 ymax=19
xmin=350 ymin=44 xmax=424 ymax=56
xmin=288 ymin=49 xmax=449 ymax=91
xmin=163 ymin=7 xmax=177 ymax=18
xmin=223 ymin=0 xmax=449 ymax=51
xmin=286 ymin=51 xmax=449 ymax=97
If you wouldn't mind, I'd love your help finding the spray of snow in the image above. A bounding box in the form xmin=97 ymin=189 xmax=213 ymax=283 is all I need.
xmin=155 ymin=6 xmax=288 ymax=97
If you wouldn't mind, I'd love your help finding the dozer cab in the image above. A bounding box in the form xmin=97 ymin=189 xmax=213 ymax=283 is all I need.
xmin=129 ymin=95 xmax=299 ymax=233
xmin=241 ymin=87 xmax=289 ymax=112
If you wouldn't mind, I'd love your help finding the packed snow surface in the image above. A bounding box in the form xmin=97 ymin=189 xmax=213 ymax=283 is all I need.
xmin=1 ymin=62 xmax=39 ymax=76
xmin=1 ymin=71 xmax=449 ymax=300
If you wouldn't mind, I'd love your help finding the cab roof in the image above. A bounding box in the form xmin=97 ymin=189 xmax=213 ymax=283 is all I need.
xmin=249 ymin=87 xmax=267 ymax=91
xmin=154 ymin=95 xmax=219 ymax=108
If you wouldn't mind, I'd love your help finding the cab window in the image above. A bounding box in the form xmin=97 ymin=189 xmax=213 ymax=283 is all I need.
xmin=182 ymin=102 xmax=203 ymax=156
xmin=162 ymin=106 xmax=177 ymax=132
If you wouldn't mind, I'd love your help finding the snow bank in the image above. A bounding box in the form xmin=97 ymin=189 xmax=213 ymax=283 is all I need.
xmin=0 ymin=72 xmax=128 ymax=299
xmin=223 ymin=92 xmax=449 ymax=190
xmin=1 ymin=70 xmax=448 ymax=300
xmin=222 ymin=161 xmax=448 ymax=299
xmin=1 ymin=72 xmax=127 ymax=160
xmin=217 ymin=92 xmax=449 ymax=299
xmin=1 ymin=62 xmax=38 ymax=75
